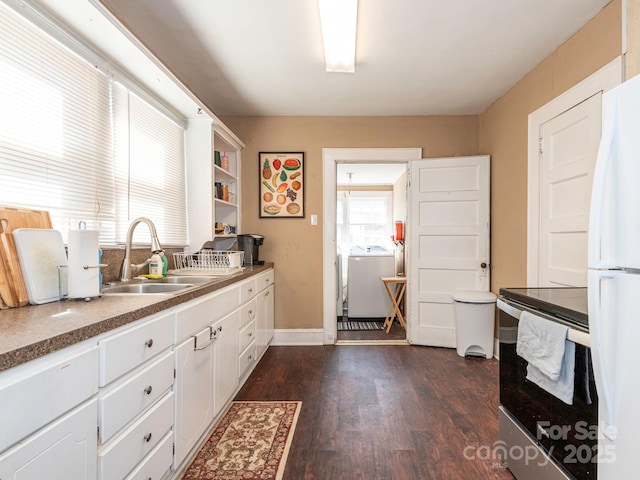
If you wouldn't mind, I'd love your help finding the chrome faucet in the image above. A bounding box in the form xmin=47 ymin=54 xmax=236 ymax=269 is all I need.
xmin=120 ymin=217 xmax=163 ymax=282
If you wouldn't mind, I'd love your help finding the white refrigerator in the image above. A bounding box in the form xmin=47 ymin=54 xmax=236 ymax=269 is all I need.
xmin=588 ymin=73 xmax=640 ymax=478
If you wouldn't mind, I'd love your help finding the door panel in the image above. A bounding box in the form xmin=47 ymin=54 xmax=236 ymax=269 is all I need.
xmin=408 ymin=155 xmax=490 ymax=347
xmin=540 ymin=93 xmax=601 ymax=286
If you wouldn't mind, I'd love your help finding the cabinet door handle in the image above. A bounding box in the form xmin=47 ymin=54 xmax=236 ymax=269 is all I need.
xmin=144 ymin=433 xmax=152 ymax=443
xmin=144 ymin=385 xmax=153 ymax=395
xmin=145 ymin=338 xmax=154 ymax=348
xmin=249 ymin=309 xmax=253 ymax=315
xmin=266 ymin=291 xmax=270 ymax=297
xmin=248 ymin=332 xmax=252 ymax=337
xmin=248 ymin=288 xmax=253 ymax=293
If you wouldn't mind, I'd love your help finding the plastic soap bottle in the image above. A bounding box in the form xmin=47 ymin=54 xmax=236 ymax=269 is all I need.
xmin=149 ymin=251 xmax=163 ymax=276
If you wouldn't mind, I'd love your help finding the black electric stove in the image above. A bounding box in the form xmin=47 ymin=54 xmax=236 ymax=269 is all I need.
xmin=499 ymin=287 xmax=588 ymax=330
xmin=497 ymin=286 xmax=596 ymax=480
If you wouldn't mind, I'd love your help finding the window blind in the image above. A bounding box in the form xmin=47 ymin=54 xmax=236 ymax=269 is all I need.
xmin=0 ymin=1 xmax=188 ymax=246
xmin=0 ymin=1 xmax=116 ymax=242
xmin=113 ymin=85 xmax=187 ymax=246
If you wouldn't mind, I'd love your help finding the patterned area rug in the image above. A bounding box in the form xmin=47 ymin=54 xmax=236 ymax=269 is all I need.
xmin=181 ymin=401 xmax=301 ymax=480
xmin=337 ymin=321 xmax=384 ymax=331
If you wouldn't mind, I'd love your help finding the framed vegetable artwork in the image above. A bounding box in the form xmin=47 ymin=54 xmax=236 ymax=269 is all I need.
xmin=259 ymin=152 xmax=305 ymax=218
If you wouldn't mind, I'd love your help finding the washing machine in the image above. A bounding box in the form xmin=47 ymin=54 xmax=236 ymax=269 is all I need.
xmin=347 ymin=245 xmax=395 ymax=318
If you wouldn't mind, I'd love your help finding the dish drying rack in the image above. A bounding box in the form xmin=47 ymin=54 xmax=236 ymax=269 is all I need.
xmin=171 ymin=251 xmax=244 ymax=276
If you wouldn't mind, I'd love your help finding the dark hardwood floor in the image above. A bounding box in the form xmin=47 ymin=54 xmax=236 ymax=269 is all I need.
xmin=235 ymin=345 xmax=515 ymax=480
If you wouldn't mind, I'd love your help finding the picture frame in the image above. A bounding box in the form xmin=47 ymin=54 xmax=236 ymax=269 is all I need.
xmin=259 ymin=152 xmax=305 ymax=218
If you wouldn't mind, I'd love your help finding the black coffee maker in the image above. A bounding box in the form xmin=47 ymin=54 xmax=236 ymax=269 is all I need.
xmin=237 ymin=234 xmax=265 ymax=265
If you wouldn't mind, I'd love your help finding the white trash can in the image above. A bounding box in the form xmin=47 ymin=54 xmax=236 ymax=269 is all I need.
xmin=452 ymin=290 xmax=497 ymax=359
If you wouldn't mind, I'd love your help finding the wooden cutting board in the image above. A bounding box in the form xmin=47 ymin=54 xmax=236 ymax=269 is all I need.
xmin=0 ymin=207 xmax=52 ymax=307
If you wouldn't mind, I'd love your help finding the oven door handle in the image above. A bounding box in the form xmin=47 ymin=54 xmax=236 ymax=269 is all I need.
xmin=497 ymin=299 xmax=591 ymax=347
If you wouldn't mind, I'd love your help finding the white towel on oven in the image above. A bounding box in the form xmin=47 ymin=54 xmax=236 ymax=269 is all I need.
xmin=516 ymin=310 xmax=575 ymax=405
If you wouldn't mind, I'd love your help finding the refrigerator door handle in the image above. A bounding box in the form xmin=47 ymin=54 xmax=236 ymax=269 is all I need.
xmin=588 ymin=269 xmax=617 ymax=441
xmin=588 ymin=94 xmax=618 ymax=269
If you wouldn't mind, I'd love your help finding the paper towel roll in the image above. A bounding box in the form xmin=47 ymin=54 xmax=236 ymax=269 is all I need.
xmin=68 ymin=229 xmax=100 ymax=299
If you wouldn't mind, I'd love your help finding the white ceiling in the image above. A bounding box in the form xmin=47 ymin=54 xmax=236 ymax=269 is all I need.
xmin=98 ymin=0 xmax=612 ymax=117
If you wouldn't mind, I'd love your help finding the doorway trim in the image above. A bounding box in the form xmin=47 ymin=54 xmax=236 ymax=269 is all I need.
xmin=322 ymin=147 xmax=422 ymax=345
xmin=527 ymin=56 xmax=621 ymax=286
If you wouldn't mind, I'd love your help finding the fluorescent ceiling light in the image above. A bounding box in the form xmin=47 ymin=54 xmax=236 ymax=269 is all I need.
xmin=318 ymin=0 xmax=358 ymax=73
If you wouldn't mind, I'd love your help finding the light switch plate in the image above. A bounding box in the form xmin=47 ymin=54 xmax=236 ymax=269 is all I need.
xmin=311 ymin=214 xmax=318 ymax=225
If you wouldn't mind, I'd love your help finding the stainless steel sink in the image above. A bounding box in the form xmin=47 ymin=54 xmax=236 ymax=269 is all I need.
xmin=157 ymin=276 xmax=214 ymax=284
xmin=103 ymin=283 xmax=194 ymax=295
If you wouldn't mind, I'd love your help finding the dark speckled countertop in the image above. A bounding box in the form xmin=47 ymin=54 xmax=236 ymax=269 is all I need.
xmin=0 ymin=264 xmax=273 ymax=373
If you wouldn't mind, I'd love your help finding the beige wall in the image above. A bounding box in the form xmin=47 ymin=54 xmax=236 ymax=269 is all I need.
xmin=220 ymin=116 xmax=479 ymax=329
xmin=479 ymin=0 xmax=621 ymax=293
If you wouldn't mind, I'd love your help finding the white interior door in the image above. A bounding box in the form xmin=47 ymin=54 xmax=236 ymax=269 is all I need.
xmin=539 ymin=93 xmax=601 ymax=287
xmin=408 ymin=155 xmax=490 ymax=347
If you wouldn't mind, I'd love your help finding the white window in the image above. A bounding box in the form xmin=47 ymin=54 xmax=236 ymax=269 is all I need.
xmin=0 ymin=1 xmax=187 ymax=246
xmin=337 ymin=191 xmax=393 ymax=253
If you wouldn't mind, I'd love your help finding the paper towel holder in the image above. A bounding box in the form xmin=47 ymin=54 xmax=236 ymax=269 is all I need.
xmin=68 ymin=221 xmax=105 ymax=301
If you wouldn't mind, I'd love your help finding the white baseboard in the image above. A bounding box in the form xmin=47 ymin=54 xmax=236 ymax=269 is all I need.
xmin=271 ymin=329 xmax=324 ymax=346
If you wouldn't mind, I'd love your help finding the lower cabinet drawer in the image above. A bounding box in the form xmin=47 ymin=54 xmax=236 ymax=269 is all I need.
xmin=239 ymin=319 xmax=256 ymax=353
xmin=98 ymin=392 xmax=174 ymax=480
xmin=98 ymin=351 xmax=174 ymax=444
xmin=256 ymin=269 xmax=274 ymax=290
xmin=239 ymin=298 xmax=257 ymax=328
xmin=239 ymin=342 xmax=256 ymax=378
xmin=239 ymin=278 xmax=257 ymax=304
xmin=99 ymin=311 xmax=174 ymax=386
xmin=124 ymin=430 xmax=173 ymax=480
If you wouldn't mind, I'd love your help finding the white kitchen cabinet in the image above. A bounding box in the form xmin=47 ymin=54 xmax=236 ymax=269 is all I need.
xmin=239 ymin=316 xmax=256 ymax=353
xmin=175 ymin=286 xmax=239 ymax=342
xmin=0 ymin=267 xmax=273 ymax=480
xmin=239 ymin=277 xmax=257 ymax=304
xmin=0 ymin=342 xmax=98 ymax=480
xmin=256 ymin=284 xmax=275 ymax=356
xmin=124 ymin=430 xmax=173 ymax=480
xmin=98 ymin=350 xmax=174 ymax=444
xmin=0 ymin=399 xmax=97 ymax=480
xmin=239 ymin=341 xmax=257 ymax=379
xmin=174 ymin=326 xmax=215 ymax=467
xmin=255 ymin=268 xmax=274 ymax=294
xmin=237 ymin=277 xmax=258 ymax=380
xmin=237 ymin=269 xmax=273 ymax=380
xmin=255 ymin=269 xmax=275 ymax=357
xmin=0 ymin=344 xmax=98 ymax=453
xmin=213 ymin=309 xmax=240 ymax=417
xmin=99 ymin=311 xmax=174 ymax=387
xmin=98 ymin=392 xmax=174 ymax=480
xmin=98 ymin=311 xmax=175 ymax=480
xmin=173 ymin=285 xmax=241 ymax=467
